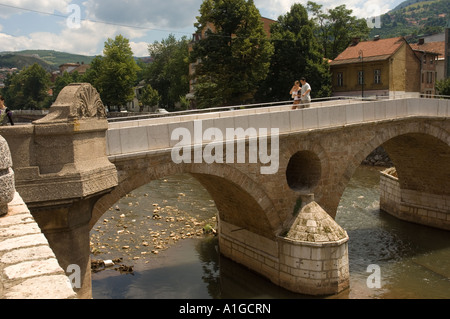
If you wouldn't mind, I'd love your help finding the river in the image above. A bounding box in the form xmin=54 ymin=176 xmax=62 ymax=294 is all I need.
xmin=90 ymin=165 xmax=450 ymax=299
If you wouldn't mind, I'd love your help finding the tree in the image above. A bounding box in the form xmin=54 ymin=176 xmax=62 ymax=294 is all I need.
xmin=258 ymin=3 xmax=331 ymax=102
xmin=2 ymin=63 xmax=52 ymax=110
xmin=85 ymin=35 xmax=140 ymax=111
xmin=144 ymin=34 xmax=190 ymax=111
xmin=436 ymin=78 xmax=450 ymax=96
xmin=307 ymin=2 xmax=371 ymax=60
xmin=190 ymin=0 xmax=274 ymax=108
xmin=140 ymin=84 xmax=160 ymax=111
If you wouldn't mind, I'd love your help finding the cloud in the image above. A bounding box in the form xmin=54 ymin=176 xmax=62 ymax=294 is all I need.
xmin=83 ymin=0 xmax=202 ymax=31
xmin=0 ymin=0 xmax=72 ymax=18
xmin=255 ymin=0 xmax=395 ymax=19
xmin=0 ymin=0 xmax=401 ymax=56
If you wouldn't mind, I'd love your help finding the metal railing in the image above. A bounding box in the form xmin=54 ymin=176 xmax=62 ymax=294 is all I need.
xmin=106 ymin=96 xmax=359 ymax=123
xmin=107 ymin=93 xmax=450 ymax=123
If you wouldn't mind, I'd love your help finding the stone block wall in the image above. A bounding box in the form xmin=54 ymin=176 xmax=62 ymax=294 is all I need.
xmin=278 ymin=238 xmax=349 ymax=296
xmin=0 ymin=193 xmax=77 ymax=299
xmin=380 ymin=169 xmax=450 ymax=231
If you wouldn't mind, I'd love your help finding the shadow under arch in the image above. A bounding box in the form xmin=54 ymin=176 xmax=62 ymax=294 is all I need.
xmin=332 ymin=122 xmax=450 ymax=220
xmin=91 ymin=161 xmax=280 ymax=238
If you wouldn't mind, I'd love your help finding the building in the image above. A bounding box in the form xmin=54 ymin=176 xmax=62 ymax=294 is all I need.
xmin=410 ymin=39 xmax=442 ymax=97
xmin=59 ymin=62 xmax=91 ymax=76
xmin=330 ymin=36 xmax=422 ymax=98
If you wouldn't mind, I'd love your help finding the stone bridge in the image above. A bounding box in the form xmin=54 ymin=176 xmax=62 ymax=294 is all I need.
xmin=0 ymin=83 xmax=449 ymax=299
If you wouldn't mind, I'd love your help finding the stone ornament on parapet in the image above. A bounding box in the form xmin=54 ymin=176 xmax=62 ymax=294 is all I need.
xmin=0 ymin=135 xmax=15 ymax=216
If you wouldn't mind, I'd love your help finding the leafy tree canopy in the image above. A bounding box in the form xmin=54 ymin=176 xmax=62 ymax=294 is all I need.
xmin=85 ymin=35 xmax=140 ymax=111
xmin=191 ymin=0 xmax=274 ymax=108
xmin=144 ymin=34 xmax=190 ymax=111
xmin=2 ymin=63 xmax=52 ymax=110
xmin=258 ymin=3 xmax=331 ymax=102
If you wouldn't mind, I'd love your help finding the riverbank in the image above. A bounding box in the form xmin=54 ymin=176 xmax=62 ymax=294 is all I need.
xmin=89 ymin=176 xmax=218 ymax=274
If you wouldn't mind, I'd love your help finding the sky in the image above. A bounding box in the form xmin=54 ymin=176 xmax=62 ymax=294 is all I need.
xmin=0 ymin=0 xmax=405 ymax=57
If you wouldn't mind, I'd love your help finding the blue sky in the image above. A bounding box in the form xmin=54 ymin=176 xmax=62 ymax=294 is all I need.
xmin=0 ymin=0 xmax=404 ymax=57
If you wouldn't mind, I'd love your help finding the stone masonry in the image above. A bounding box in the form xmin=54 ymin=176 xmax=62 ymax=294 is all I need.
xmin=380 ymin=168 xmax=450 ymax=231
xmin=0 ymin=192 xmax=77 ymax=299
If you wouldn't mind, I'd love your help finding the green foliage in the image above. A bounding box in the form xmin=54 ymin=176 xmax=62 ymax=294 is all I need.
xmin=258 ymin=3 xmax=331 ymax=102
xmin=140 ymin=84 xmax=160 ymax=109
xmin=436 ymin=78 xmax=450 ymax=96
xmin=144 ymin=35 xmax=190 ymax=111
xmin=307 ymin=2 xmax=371 ymax=60
xmin=2 ymin=63 xmax=52 ymax=110
xmin=191 ymin=0 xmax=274 ymax=108
xmin=85 ymin=35 xmax=140 ymax=110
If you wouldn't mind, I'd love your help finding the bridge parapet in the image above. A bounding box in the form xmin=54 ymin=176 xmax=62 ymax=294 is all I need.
xmin=0 ymin=83 xmax=118 ymax=298
xmin=0 ymin=83 xmax=118 ymax=207
xmin=106 ymin=98 xmax=449 ymax=160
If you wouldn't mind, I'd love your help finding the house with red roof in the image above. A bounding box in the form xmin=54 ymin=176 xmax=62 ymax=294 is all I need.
xmin=329 ymin=36 xmax=421 ymax=98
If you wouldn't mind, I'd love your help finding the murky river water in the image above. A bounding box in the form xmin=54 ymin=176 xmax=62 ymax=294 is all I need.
xmin=90 ymin=166 xmax=450 ymax=299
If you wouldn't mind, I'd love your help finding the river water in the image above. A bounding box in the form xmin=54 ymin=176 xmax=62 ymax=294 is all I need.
xmin=90 ymin=166 xmax=450 ymax=299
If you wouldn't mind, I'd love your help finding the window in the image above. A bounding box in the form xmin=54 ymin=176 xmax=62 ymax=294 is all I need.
xmin=337 ymin=73 xmax=344 ymax=87
xmin=427 ymin=72 xmax=433 ymax=84
xmin=358 ymin=71 xmax=364 ymax=85
xmin=374 ymin=70 xmax=381 ymax=84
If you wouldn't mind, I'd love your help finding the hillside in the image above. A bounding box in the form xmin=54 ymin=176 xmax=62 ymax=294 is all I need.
xmin=369 ymin=0 xmax=449 ymax=41
xmin=0 ymin=50 xmax=95 ymax=72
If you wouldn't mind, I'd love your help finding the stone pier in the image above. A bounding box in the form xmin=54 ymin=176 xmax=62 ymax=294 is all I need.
xmin=219 ymin=200 xmax=349 ymax=296
xmin=380 ymin=168 xmax=450 ymax=231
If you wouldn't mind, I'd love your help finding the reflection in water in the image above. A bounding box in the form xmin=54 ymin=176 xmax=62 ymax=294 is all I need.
xmin=92 ymin=166 xmax=450 ymax=299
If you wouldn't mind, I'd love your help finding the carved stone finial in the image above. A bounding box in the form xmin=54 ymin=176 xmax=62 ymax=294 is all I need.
xmin=35 ymin=83 xmax=106 ymax=123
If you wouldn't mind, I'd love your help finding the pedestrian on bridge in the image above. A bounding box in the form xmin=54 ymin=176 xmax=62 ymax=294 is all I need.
xmin=299 ymin=77 xmax=311 ymax=109
xmin=290 ymin=80 xmax=301 ymax=110
xmin=0 ymin=96 xmax=14 ymax=126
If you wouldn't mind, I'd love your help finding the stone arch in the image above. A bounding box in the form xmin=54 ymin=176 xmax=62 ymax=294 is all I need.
xmin=332 ymin=121 xmax=450 ymax=218
xmin=91 ymin=160 xmax=280 ymax=238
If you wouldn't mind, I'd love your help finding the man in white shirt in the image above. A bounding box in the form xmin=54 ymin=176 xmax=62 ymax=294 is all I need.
xmin=299 ymin=77 xmax=311 ymax=109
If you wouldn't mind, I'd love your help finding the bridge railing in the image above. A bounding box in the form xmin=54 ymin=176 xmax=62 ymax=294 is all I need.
xmin=106 ymin=97 xmax=449 ymax=160
xmin=107 ymin=96 xmax=359 ymax=124
xmin=107 ymin=93 xmax=447 ymax=129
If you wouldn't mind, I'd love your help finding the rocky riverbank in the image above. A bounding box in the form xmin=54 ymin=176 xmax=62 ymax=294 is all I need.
xmin=90 ymin=189 xmax=217 ymax=274
xmin=362 ymin=146 xmax=393 ymax=167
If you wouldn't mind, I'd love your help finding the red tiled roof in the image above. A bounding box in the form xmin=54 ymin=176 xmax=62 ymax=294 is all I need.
xmin=410 ymin=41 xmax=445 ymax=59
xmin=330 ymin=37 xmax=406 ymax=65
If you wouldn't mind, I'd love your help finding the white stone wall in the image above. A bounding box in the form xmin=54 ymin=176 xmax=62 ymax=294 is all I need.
xmin=0 ymin=193 xmax=77 ymax=299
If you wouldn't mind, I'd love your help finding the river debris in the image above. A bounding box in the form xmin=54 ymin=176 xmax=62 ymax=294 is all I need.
xmin=91 ymin=258 xmax=130 ymax=273
xmin=90 ymin=195 xmax=218 ymax=276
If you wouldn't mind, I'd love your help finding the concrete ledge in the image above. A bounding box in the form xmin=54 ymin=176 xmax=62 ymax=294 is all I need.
xmin=0 ymin=192 xmax=77 ymax=299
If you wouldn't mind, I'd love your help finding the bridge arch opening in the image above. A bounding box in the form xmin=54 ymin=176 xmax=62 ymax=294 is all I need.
xmin=89 ymin=170 xmax=277 ymax=298
xmin=286 ymin=150 xmax=321 ymax=192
